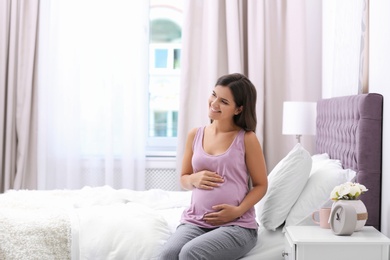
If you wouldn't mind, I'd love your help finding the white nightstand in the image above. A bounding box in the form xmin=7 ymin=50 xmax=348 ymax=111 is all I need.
xmin=283 ymin=226 xmax=390 ymax=260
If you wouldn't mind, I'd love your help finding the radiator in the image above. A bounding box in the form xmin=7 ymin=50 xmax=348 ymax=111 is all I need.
xmin=80 ymin=157 xmax=179 ymax=190
xmin=145 ymin=157 xmax=179 ymax=190
xmin=145 ymin=167 xmax=178 ymax=190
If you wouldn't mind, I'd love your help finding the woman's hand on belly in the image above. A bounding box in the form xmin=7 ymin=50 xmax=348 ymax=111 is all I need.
xmin=202 ymin=204 xmax=241 ymax=226
xmin=191 ymin=170 xmax=224 ymax=190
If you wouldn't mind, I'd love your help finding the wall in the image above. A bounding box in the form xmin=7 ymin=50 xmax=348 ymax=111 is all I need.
xmin=369 ymin=0 xmax=390 ymax=236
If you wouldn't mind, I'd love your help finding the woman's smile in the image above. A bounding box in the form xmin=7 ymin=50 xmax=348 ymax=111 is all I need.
xmin=210 ymin=107 xmax=221 ymax=113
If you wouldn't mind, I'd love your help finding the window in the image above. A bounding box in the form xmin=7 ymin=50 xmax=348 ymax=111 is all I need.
xmin=147 ymin=2 xmax=182 ymax=156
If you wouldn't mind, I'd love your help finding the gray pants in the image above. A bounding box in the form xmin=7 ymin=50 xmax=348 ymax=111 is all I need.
xmin=158 ymin=223 xmax=258 ymax=260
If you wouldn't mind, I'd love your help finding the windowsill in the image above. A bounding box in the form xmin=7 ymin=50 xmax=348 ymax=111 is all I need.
xmin=146 ymin=150 xmax=176 ymax=158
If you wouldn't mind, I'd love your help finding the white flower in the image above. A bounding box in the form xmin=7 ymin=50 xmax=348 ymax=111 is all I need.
xmin=348 ymin=185 xmax=361 ymax=198
xmin=358 ymin=183 xmax=368 ymax=192
xmin=330 ymin=182 xmax=368 ymax=201
xmin=330 ymin=186 xmax=339 ymax=200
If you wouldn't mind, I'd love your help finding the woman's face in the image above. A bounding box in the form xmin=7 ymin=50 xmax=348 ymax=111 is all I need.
xmin=208 ymin=85 xmax=242 ymax=121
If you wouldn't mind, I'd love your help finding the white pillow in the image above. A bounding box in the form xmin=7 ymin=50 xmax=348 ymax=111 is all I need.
xmin=310 ymin=153 xmax=330 ymax=173
xmin=284 ymin=156 xmax=356 ymax=229
xmin=257 ymin=143 xmax=311 ymax=231
xmin=311 ymin=153 xmax=330 ymax=162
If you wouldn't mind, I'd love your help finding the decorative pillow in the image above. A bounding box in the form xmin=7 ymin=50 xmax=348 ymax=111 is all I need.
xmin=257 ymin=143 xmax=312 ymax=231
xmin=284 ymin=156 xmax=356 ymax=229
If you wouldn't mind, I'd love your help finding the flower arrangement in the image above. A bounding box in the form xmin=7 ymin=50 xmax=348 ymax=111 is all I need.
xmin=330 ymin=182 xmax=368 ymax=201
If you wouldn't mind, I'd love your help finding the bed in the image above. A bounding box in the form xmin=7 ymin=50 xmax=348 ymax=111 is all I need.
xmin=0 ymin=93 xmax=383 ymax=260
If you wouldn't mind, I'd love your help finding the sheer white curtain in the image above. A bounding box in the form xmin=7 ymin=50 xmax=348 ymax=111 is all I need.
xmin=36 ymin=0 xmax=149 ymax=190
xmin=322 ymin=0 xmax=368 ymax=98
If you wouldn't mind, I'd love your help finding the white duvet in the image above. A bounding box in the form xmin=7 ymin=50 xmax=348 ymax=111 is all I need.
xmin=0 ymin=186 xmax=284 ymax=260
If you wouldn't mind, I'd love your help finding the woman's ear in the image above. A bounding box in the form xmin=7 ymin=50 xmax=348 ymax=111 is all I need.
xmin=235 ymin=106 xmax=243 ymax=115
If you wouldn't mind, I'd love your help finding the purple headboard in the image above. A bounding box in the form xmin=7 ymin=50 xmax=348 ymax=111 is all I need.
xmin=316 ymin=93 xmax=383 ymax=231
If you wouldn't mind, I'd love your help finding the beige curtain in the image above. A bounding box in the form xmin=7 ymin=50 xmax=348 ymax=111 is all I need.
xmin=0 ymin=0 xmax=39 ymax=192
xmin=264 ymin=0 xmax=322 ymax=169
xmin=177 ymin=0 xmax=322 ymax=177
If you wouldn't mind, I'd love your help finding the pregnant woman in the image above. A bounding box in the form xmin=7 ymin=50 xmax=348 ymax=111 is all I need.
xmin=159 ymin=73 xmax=268 ymax=260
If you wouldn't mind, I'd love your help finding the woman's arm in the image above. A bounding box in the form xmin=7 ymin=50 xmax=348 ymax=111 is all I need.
xmin=237 ymin=131 xmax=268 ymax=215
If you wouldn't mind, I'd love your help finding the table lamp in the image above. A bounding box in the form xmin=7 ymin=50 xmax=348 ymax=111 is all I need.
xmin=282 ymin=101 xmax=317 ymax=143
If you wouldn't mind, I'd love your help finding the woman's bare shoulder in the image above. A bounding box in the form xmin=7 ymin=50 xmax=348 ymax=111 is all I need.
xmin=243 ymin=130 xmax=258 ymax=140
xmin=188 ymin=127 xmax=199 ymax=136
xmin=244 ymin=131 xmax=261 ymax=148
xmin=186 ymin=127 xmax=201 ymax=142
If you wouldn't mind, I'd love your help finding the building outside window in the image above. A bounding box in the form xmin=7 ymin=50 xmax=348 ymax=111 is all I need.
xmin=148 ymin=1 xmax=182 ymax=156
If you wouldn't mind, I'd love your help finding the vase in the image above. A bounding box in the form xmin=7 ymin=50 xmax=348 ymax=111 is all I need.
xmin=331 ymin=200 xmax=368 ymax=231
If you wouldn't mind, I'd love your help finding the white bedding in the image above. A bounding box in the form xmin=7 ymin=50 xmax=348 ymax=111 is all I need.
xmin=0 ymin=186 xmax=285 ymax=260
xmin=1 ymin=149 xmax=350 ymax=259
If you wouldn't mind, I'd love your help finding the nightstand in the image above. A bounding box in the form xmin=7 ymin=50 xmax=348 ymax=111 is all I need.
xmin=283 ymin=226 xmax=390 ymax=260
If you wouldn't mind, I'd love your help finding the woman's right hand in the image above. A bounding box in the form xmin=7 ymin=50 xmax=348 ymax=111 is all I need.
xmin=191 ymin=171 xmax=224 ymax=190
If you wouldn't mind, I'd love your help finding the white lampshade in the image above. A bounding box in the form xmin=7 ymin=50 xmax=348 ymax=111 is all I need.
xmin=283 ymin=101 xmax=317 ymax=142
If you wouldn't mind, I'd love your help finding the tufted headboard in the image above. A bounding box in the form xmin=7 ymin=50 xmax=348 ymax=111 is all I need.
xmin=316 ymin=93 xmax=383 ymax=231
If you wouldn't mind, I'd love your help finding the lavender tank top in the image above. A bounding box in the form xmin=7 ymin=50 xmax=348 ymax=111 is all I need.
xmin=180 ymin=127 xmax=258 ymax=229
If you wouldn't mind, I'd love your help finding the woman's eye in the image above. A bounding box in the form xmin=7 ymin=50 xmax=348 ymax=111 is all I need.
xmin=212 ymin=92 xmax=216 ymax=97
xmin=222 ymin=100 xmax=228 ymax=105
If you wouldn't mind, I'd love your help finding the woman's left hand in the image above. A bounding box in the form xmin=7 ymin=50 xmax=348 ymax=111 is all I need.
xmin=202 ymin=204 xmax=241 ymax=226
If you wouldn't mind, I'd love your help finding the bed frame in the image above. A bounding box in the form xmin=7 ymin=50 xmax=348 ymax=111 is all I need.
xmin=316 ymin=93 xmax=383 ymax=231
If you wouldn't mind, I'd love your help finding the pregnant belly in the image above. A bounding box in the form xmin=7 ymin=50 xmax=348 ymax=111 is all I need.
xmin=190 ymin=181 xmax=243 ymax=215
